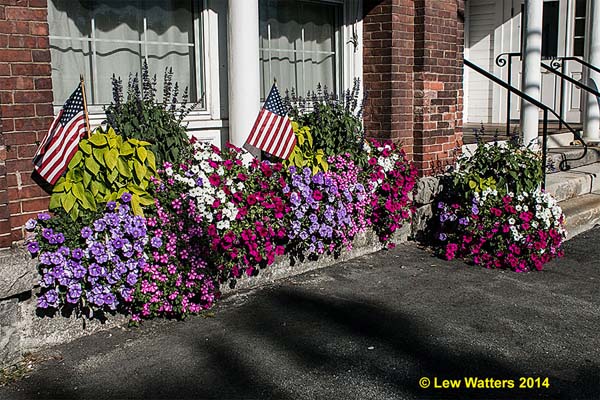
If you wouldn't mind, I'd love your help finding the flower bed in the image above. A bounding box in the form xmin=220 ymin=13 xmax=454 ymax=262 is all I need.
xmin=433 ymin=139 xmax=566 ymax=272
xmin=26 ymin=138 xmax=416 ymax=321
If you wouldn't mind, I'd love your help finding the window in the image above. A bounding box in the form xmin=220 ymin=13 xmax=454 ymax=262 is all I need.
xmin=259 ymin=0 xmax=341 ymax=100
xmin=541 ymin=1 xmax=559 ymax=59
xmin=573 ymin=0 xmax=586 ymax=57
xmin=48 ymin=0 xmax=203 ymax=107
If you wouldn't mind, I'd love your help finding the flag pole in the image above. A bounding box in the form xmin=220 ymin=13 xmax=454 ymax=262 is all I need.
xmin=80 ymin=74 xmax=91 ymax=138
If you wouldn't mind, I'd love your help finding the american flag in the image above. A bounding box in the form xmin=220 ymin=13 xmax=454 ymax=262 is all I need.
xmin=245 ymin=83 xmax=296 ymax=160
xmin=33 ymin=83 xmax=88 ymax=185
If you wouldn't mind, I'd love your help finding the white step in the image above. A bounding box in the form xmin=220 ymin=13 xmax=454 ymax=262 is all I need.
xmin=546 ymin=163 xmax=600 ymax=203
xmin=560 ymin=191 xmax=600 ymax=240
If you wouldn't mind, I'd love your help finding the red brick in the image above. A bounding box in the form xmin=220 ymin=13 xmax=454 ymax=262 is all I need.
xmin=14 ymin=90 xmax=53 ymax=104
xmin=35 ymin=103 xmax=53 ymax=117
xmin=1 ymin=104 xmax=34 ymax=118
xmin=34 ymin=77 xmax=52 ymax=89
xmin=5 ymin=7 xmax=46 ymax=21
xmin=0 ymin=6 xmax=5 ymax=20
xmin=11 ymin=63 xmax=51 ymax=76
xmin=31 ymin=48 xmax=49 ymax=62
xmin=8 ymin=33 xmax=36 ymax=47
xmin=0 ymin=20 xmax=29 ymax=34
xmin=13 ymin=116 xmax=53 ymax=131
xmin=20 ymin=197 xmax=49 ymax=213
xmin=28 ymin=0 xmax=47 ymax=7
xmin=0 ymin=48 xmax=31 ymax=61
xmin=29 ymin=21 xmax=47 ymax=36
xmin=0 ymin=76 xmax=34 ymax=89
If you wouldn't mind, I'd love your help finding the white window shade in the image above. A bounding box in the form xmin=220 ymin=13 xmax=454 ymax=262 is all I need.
xmin=48 ymin=0 xmax=202 ymax=106
xmin=259 ymin=0 xmax=340 ymax=99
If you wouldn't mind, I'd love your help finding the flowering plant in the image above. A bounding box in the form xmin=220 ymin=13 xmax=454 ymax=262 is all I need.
xmin=437 ymin=188 xmax=566 ymax=272
xmin=286 ymin=163 xmax=361 ymax=257
xmin=363 ymin=140 xmax=417 ymax=243
xmin=134 ymin=183 xmax=216 ymax=321
xmin=26 ymin=194 xmax=148 ymax=317
xmin=162 ymin=140 xmax=289 ymax=284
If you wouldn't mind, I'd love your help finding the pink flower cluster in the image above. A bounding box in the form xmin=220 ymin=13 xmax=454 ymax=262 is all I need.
xmin=134 ymin=190 xmax=216 ymax=321
xmin=364 ymin=140 xmax=417 ymax=243
xmin=437 ymin=189 xmax=566 ymax=272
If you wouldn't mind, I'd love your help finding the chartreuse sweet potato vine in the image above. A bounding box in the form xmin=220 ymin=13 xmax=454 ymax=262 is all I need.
xmin=50 ymin=126 xmax=157 ymax=220
xmin=283 ymin=122 xmax=328 ymax=175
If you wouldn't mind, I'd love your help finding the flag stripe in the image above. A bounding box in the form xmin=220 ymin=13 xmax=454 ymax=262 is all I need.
xmin=244 ymin=83 xmax=296 ymax=159
xmin=269 ymin=118 xmax=289 ymax=157
xmin=43 ymin=124 xmax=87 ymax=184
xmin=33 ymin=82 xmax=87 ymax=184
xmin=263 ymin=116 xmax=285 ymax=154
xmin=247 ymin=109 xmax=268 ymax=146
xmin=36 ymin=113 xmax=85 ymax=178
xmin=256 ymin=113 xmax=278 ymax=149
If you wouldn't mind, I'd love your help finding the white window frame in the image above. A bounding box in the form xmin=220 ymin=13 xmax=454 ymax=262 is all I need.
xmin=50 ymin=0 xmax=224 ymax=126
xmin=258 ymin=0 xmax=362 ymax=99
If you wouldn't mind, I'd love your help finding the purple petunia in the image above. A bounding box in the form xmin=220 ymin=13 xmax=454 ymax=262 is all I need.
xmin=81 ymin=226 xmax=93 ymax=239
xmin=27 ymin=240 xmax=40 ymax=254
xmin=25 ymin=218 xmax=37 ymax=231
xmin=120 ymin=192 xmax=132 ymax=203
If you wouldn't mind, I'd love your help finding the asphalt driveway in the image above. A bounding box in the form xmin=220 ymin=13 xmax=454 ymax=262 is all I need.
xmin=1 ymin=227 xmax=599 ymax=399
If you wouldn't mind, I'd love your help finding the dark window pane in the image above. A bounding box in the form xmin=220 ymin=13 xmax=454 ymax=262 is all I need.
xmin=541 ymin=1 xmax=559 ymax=58
xmin=574 ymin=38 xmax=585 ymax=57
xmin=576 ymin=0 xmax=586 ymax=18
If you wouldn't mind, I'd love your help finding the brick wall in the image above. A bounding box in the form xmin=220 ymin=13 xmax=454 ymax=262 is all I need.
xmin=362 ymin=0 xmax=415 ymax=157
xmin=0 ymin=0 xmax=53 ymax=248
xmin=363 ymin=0 xmax=464 ymax=175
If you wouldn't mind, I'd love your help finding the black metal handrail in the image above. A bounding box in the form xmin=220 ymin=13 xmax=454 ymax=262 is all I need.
xmin=465 ymin=59 xmax=588 ymax=188
xmin=553 ymin=56 xmax=600 ymax=76
xmin=495 ymin=52 xmax=522 ymax=135
xmin=544 ymin=57 xmax=600 ymax=129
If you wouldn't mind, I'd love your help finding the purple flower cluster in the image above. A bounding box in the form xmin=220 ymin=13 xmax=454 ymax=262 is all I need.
xmin=28 ymin=197 xmax=148 ymax=317
xmin=287 ymin=166 xmax=359 ymax=256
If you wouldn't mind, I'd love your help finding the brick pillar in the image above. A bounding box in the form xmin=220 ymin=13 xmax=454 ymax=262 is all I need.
xmin=363 ymin=0 xmax=464 ymax=176
xmin=362 ymin=0 xmax=415 ymax=157
xmin=412 ymin=0 xmax=464 ymax=175
xmin=0 ymin=0 xmax=53 ymax=247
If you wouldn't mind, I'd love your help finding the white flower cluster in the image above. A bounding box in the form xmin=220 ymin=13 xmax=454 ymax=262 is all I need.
xmin=170 ymin=142 xmax=240 ymax=230
xmin=377 ymin=144 xmax=400 ymax=173
xmin=477 ymin=188 xmax=566 ymax=243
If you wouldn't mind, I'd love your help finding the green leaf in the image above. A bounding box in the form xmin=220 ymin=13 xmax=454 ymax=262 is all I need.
xmin=68 ymin=151 xmax=83 ymax=169
xmin=134 ymin=160 xmax=146 ymax=181
xmin=49 ymin=194 xmax=61 ymax=210
xmin=85 ymin=156 xmax=100 ymax=175
xmin=61 ymin=193 xmax=76 ymax=213
xmin=83 ymin=171 xmax=92 ymax=188
xmin=72 ymin=182 xmax=86 ymax=202
xmin=88 ymin=134 xmax=108 ymax=147
xmin=53 ymin=180 xmax=67 ymax=193
xmin=79 ymin=140 xmax=92 ymax=155
xmin=84 ymin=191 xmax=97 ymax=211
xmin=93 ymin=147 xmax=107 ymax=166
xmin=130 ymin=194 xmax=143 ymax=216
xmin=105 ymin=148 xmax=119 ymax=171
xmin=137 ymin=194 xmax=155 ymax=206
xmin=136 ymin=146 xmax=147 ymax=163
xmin=107 ymin=168 xmax=118 ymax=184
xmin=117 ymin=157 xmax=131 ymax=178
xmin=468 ymin=180 xmax=477 ymax=190
xmin=146 ymin=151 xmax=156 ymax=172
xmin=120 ymin=142 xmax=135 ymax=156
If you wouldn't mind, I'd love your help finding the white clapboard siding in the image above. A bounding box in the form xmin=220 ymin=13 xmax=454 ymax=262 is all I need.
xmin=465 ymin=0 xmax=498 ymax=123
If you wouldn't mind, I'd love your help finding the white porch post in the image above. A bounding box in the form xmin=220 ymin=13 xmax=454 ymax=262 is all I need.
xmin=583 ymin=0 xmax=600 ymax=142
xmin=227 ymin=0 xmax=261 ymax=147
xmin=520 ymin=0 xmax=543 ymax=148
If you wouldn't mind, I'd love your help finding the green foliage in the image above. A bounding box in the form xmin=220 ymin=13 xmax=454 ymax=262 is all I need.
xmin=453 ymin=140 xmax=543 ymax=199
xmin=283 ymin=122 xmax=328 ymax=175
xmin=50 ymin=127 xmax=157 ymax=220
xmin=104 ymin=61 xmax=196 ymax=166
xmin=286 ymin=79 xmax=368 ymax=168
